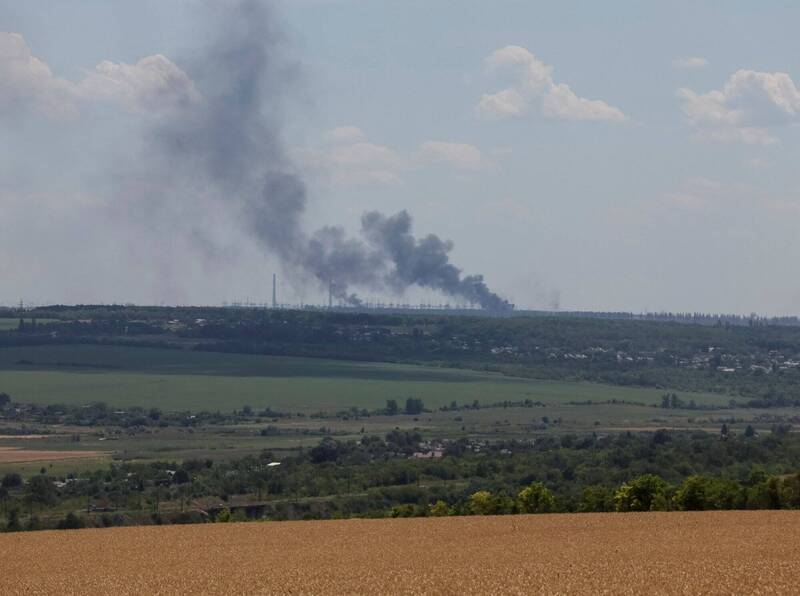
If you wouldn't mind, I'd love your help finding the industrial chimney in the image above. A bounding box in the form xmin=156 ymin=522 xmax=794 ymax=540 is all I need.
xmin=272 ymin=273 xmax=277 ymax=309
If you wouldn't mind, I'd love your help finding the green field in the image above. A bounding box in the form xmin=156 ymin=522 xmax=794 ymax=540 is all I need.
xmin=0 ymin=318 xmax=58 ymax=331
xmin=0 ymin=344 xmax=725 ymax=413
xmin=0 ymin=320 xmax=17 ymax=331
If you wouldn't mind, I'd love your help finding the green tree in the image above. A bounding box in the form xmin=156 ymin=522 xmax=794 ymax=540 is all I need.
xmin=614 ymin=474 xmax=669 ymax=512
xmin=711 ymin=479 xmax=745 ymax=510
xmin=310 ymin=438 xmax=341 ymax=464
xmin=1 ymin=473 xmax=22 ymax=489
xmin=57 ymin=512 xmax=85 ymax=530
xmin=24 ymin=476 xmax=57 ymax=508
xmin=385 ymin=399 xmax=399 ymax=416
xmin=578 ymin=485 xmax=614 ymax=512
xmin=517 ymin=482 xmax=556 ymax=514
xmin=780 ymin=474 xmax=800 ymax=509
xmin=404 ymin=398 xmax=424 ymax=415
xmin=5 ymin=507 xmax=21 ymax=532
xmin=467 ymin=491 xmax=495 ymax=515
xmin=389 ymin=504 xmax=416 ymax=518
xmin=674 ymin=476 xmax=710 ymax=511
xmin=428 ymin=500 xmax=452 ymax=517
xmin=747 ymin=477 xmax=782 ymax=510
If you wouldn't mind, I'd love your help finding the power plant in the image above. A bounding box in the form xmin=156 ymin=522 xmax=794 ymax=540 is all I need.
xmin=218 ymin=274 xmax=514 ymax=315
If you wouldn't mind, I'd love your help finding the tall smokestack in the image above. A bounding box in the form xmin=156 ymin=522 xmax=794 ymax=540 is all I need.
xmin=328 ymin=279 xmax=333 ymax=309
xmin=272 ymin=273 xmax=277 ymax=309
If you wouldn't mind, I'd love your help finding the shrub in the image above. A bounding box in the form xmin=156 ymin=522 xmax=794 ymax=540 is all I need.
xmin=428 ymin=500 xmax=452 ymax=517
xmin=1 ymin=473 xmax=22 ymax=489
xmin=674 ymin=476 xmax=709 ymax=511
xmin=517 ymin=482 xmax=556 ymax=514
xmin=467 ymin=491 xmax=495 ymax=516
xmin=389 ymin=504 xmax=416 ymax=518
xmin=57 ymin=513 xmax=86 ymax=530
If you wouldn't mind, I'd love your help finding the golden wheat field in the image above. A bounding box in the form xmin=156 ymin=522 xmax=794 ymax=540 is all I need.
xmin=1 ymin=511 xmax=798 ymax=595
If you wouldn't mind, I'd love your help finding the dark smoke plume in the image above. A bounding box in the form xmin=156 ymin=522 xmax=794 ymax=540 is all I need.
xmin=145 ymin=0 xmax=510 ymax=310
xmin=360 ymin=211 xmax=511 ymax=310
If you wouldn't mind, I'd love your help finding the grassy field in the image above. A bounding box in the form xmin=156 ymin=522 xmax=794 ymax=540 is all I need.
xmin=0 ymin=344 xmax=726 ymax=413
xmin=0 ymin=318 xmax=58 ymax=331
xmin=1 ymin=511 xmax=798 ymax=594
xmin=0 ymin=397 xmax=756 ymax=478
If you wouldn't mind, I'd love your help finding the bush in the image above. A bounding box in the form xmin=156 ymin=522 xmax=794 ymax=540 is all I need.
xmin=578 ymin=485 xmax=614 ymax=512
xmin=466 ymin=491 xmax=514 ymax=515
xmin=4 ymin=508 xmax=21 ymax=532
xmin=467 ymin=491 xmax=494 ymax=515
xmin=1 ymin=473 xmax=22 ymax=489
xmin=25 ymin=516 xmax=42 ymax=531
xmin=427 ymin=500 xmax=452 ymax=517
xmin=57 ymin=512 xmax=86 ymax=530
xmin=389 ymin=504 xmax=416 ymax=518
xmin=674 ymin=476 xmax=710 ymax=511
xmin=614 ymin=474 xmax=669 ymax=512
xmin=517 ymin=482 xmax=556 ymax=514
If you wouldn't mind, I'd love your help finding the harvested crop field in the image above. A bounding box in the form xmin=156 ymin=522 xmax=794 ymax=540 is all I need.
xmin=1 ymin=511 xmax=799 ymax=595
xmin=0 ymin=447 xmax=108 ymax=463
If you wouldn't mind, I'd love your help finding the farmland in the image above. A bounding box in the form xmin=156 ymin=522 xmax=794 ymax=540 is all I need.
xmin=0 ymin=319 xmax=57 ymax=331
xmin=0 ymin=335 xmax=789 ymax=478
xmin=1 ymin=511 xmax=798 ymax=594
xmin=0 ymin=447 xmax=109 ymax=464
xmin=2 ymin=307 xmax=800 ymax=530
xmin=0 ymin=344 xmax=724 ymax=413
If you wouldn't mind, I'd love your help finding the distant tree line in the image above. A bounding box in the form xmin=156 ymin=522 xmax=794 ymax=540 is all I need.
xmin=3 ymin=428 xmax=800 ymax=532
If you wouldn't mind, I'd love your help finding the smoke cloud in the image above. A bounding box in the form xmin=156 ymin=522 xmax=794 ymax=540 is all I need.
xmin=138 ymin=0 xmax=511 ymax=310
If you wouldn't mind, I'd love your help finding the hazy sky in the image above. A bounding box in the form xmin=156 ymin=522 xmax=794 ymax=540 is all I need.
xmin=2 ymin=0 xmax=800 ymax=314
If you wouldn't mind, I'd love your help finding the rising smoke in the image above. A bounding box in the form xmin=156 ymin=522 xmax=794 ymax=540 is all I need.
xmin=145 ymin=0 xmax=511 ymax=310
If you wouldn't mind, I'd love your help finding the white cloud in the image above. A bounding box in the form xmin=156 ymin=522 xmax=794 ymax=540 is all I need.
xmin=299 ymin=127 xmax=487 ymax=188
xmin=542 ymin=83 xmax=627 ymax=122
xmin=678 ymin=69 xmax=800 ymax=145
xmin=0 ymin=32 xmax=77 ymax=118
xmin=297 ymin=134 xmax=405 ymax=188
xmin=476 ymin=88 xmax=524 ymax=118
xmin=672 ymin=57 xmax=709 ymax=70
xmin=0 ymin=32 xmax=199 ymax=119
xmin=476 ymin=45 xmax=627 ymax=123
xmin=80 ymin=55 xmax=201 ymax=113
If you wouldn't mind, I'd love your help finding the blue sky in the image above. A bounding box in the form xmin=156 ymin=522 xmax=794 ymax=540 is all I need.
xmin=2 ymin=1 xmax=800 ymax=313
